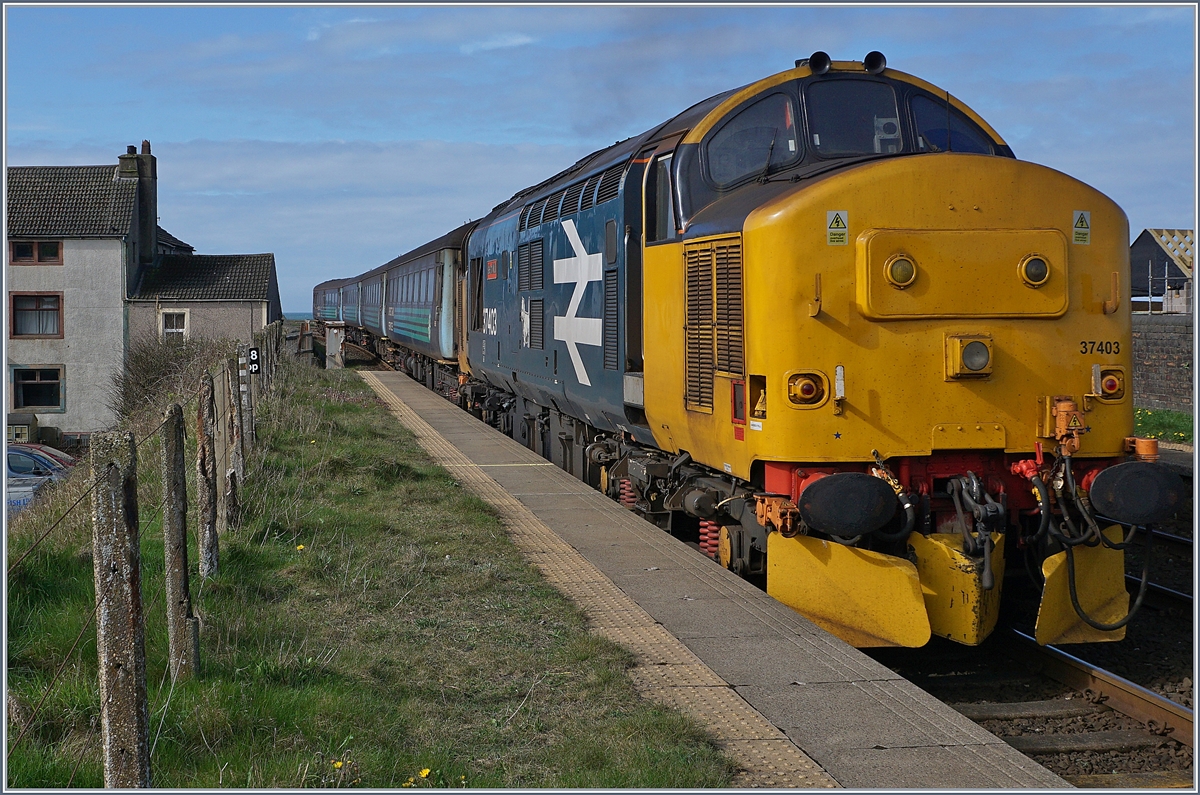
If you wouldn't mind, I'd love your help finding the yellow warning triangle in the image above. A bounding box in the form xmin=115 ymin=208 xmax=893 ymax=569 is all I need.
xmin=1075 ymin=213 xmax=1090 ymax=229
xmin=1068 ymin=415 xmax=1082 ymax=428
xmin=829 ymin=213 xmax=846 ymax=229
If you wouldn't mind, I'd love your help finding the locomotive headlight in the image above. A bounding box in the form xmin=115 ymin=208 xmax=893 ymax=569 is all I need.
xmin=1019 ymin=255 xmax=1050 ymax=287
xmin=945 ymin=334 xmax=993 ymax=379
xmin=962 ymin=341 xmax=990 ymax=371
xmin=885 ymin=255 xmax=917 ymax=289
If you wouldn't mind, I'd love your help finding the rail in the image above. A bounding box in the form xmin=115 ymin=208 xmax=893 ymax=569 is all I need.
xmin=1004 ymin=628 xmax=1193 ymax=748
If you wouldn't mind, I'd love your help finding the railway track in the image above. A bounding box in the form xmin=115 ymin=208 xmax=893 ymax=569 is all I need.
xmin=870 ymin=628 xmax=1194 ymax=788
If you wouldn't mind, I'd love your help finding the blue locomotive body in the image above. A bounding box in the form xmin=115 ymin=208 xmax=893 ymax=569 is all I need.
xmin=464 ymin=158 xmax=638 ymax=441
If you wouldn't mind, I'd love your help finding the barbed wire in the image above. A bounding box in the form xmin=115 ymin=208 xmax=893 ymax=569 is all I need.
xmin=6 ymin=599 xmax=101 ymax=758
xmin=8 ymin=323 xmax=286 ymax=782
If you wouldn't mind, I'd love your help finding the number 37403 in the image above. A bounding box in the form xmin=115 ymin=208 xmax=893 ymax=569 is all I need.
xmin=1080 ymin=340 xmax=1120 ymax=354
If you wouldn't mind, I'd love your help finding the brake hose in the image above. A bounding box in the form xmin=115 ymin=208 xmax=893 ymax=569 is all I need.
xmin=1058 ymin=521 xmax=1153 ymax=631
xmin=873 ymin=491 xmax=916 ymax=542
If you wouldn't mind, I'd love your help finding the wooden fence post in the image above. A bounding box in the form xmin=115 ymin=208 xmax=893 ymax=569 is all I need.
xmin=197 ymin=373 xmax=219 ymax=578
xmin=227 ymin=357 xmax=245 ymax=484
xmin=238 ymin=344 xmax=255 ymax=450
xmin=225 ymin=469 xmax=240 ymax=530
xmin=161 ymin=404 xmax=200 ymax=681
xmin=90 ymin=432 xmax=151 ymax=788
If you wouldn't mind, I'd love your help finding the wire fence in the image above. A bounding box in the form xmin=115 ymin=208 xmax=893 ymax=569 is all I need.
xmin=6 ymin=321 xmax=290 ymax=788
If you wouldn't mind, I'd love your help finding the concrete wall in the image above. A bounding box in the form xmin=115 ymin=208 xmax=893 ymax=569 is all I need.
xmin=7 ymin=238 xmax=126 ymax=432
xmin=127 ymin=300 xmax=268 ymax=344
xmin=1131 ymin=313 xmax=1194 ymax=413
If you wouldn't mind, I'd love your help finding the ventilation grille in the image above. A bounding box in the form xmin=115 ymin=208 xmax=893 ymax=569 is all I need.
xmin=595 ymin=164 xmax=625 ymax=205
xmin=518 ymin=243 xmax=531 ymax=291
xmin=603 ymin=270 xmax=619 ymax=370
xmin=529 ymin=239 xmax=543 ymax=290
xmin=529 ymin=298 xmax=544 ymax=350
xmin=519 ymin=204 xmax=533 ymax=230
xmin=542 ymin=188 xmax=566 ymax=224
xmin=531 ymin=197 xmax=549 ymax=228
xmin=562 ymin=182 xmax=585 ymax=217
xmin=579 ymin=174 xmax=602 ymax=211
xmin=685 ymin=246 xmax=715 ymax=410
xmin=713 ymin=241 xmax=744 ymax=375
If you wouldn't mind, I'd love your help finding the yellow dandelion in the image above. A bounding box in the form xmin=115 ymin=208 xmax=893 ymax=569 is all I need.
xmin=419 ymin=768 xmax=431 ymax=778
xmin=297 ymin=544 xmax=305 ymax=551
xmin=310 ymin=439 xmax=317 ymax=444
xmin=333 ymin=760 xmax=343 ymax=769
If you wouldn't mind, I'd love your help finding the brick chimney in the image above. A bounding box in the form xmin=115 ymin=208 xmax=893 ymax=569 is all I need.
xmin=136 ymin=140 xmax=157 ymax=265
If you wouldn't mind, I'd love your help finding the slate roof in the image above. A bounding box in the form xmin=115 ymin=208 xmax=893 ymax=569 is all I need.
xmin=133 ymin=253 xmax=277 ymax=301
xmin=6 ymin=165 xmax=137 ymax=238
xmin=156 ymin=226 xmax=194 ymax=253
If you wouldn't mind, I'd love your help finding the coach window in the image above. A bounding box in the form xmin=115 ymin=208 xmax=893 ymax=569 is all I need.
xmin=806 ymin=80 xmax=903 ymax=156
xmin=911 ymin=95 xmax=994 ymax=155
xmin=706 ymin=93 xmax=800 ymax=188
xmin=645 ymin=153 xmax=677 ymax=243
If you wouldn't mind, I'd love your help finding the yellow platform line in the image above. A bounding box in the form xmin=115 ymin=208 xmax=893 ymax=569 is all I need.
xmin=361 ymin=371 xmax=837 ymax=789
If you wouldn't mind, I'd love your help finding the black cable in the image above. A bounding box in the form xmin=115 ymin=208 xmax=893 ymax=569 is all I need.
xmin=1060 ymin=522 xmax=1153 ymax=632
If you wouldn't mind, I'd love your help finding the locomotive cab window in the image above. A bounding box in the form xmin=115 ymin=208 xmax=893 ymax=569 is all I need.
xmin=911 ymin=95 xmax=995 ymax=155
xmin=706 ymin=93 xmax=800 ymax=188
xmin=806 ymin=80 xmax=903 ymax=156
xmin=645 ymin=153 xmax=678 ymax=243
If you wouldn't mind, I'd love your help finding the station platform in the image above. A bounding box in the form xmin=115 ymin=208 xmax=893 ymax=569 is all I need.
xmin=361 ymin=370 xmax=1068 ymax=789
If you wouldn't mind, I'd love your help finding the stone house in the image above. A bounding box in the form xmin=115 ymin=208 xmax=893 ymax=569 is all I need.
xmin=6 ymin=141 xmax=281 ymax=438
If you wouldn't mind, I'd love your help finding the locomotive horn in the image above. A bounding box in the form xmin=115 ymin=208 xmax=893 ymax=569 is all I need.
xmin=864 ymin=51 xmax=887 ymax=74
xmin=807 ymin=51 xmax=831 ymax=75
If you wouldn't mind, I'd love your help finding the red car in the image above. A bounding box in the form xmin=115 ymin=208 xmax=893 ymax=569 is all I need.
xmin=8 ymin=443 xmax=77 ymax=468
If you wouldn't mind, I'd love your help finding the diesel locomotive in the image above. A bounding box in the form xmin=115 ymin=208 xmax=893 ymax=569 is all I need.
xmin=313 ymin=52 xmax=1182 ymax=648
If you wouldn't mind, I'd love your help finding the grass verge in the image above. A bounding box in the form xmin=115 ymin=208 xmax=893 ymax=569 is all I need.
xmin=1135 ymin=407 xmax=1193 ymax=445
xmin=7 ymin=355 xmax=735 ymax=787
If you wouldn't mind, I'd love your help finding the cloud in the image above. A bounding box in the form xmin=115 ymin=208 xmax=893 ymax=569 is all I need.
xmin=459 ymin=33 xmax=535 ymax=55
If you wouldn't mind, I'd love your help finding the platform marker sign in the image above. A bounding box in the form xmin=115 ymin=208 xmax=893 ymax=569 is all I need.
xmin=827 ymin=211 xmax=848 ymax=245
xmin=1072 ymin=211 xmax=1091 ymax=245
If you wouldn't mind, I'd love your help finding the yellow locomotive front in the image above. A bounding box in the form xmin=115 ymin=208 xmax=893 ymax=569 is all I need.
xmin=637 ymin=53 xmax=1181 ymax=648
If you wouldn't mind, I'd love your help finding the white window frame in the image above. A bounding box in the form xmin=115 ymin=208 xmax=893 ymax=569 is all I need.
xmin=159 ymin=308 xmax=189 ymax=341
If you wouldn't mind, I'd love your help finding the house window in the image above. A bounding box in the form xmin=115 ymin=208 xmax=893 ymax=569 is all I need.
xmin=160 ymin=310 xmax=188 ymax=341
xmin=9 ymin=241 xmax=63 ymax=265
xmin=10 ymin=293 xmax=63 ymax=338
xmin=12 ymin=367 xmax=63 ymax=410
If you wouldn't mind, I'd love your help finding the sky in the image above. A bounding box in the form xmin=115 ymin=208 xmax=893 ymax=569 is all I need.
xmin=4 ymin=4 xmax=1197 ymax=313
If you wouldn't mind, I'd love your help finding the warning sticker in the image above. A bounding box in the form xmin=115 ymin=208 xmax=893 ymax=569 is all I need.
xmin=1069 ymin=414 xmax=1082 ymax=428
xmin=827 ymin=211 xmax=848 ymax=246
xmin=1072 ymin=211 xmax=1091 ymax=245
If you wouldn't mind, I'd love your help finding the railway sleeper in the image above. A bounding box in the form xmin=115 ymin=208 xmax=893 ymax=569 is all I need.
xmin=952 ymin=699 xmax=1105 ymax=720
xmin=1005 ymin=729 xmax=1172 ymax=754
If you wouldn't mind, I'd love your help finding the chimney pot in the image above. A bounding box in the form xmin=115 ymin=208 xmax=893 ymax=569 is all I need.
xmin=127 ymin=145 xmax=137 ymax=154
xmin=141 ymin=140 xmax=151 ymax=154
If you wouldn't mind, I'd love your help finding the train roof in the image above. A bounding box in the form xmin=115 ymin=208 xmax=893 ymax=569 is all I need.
xmin=313 ymin=277 xmax=347 ymax=291
xmin=346 ymin=219 xmax=478 ymax=285
xmin=483 ymin=86 xmax=742 ymax=223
